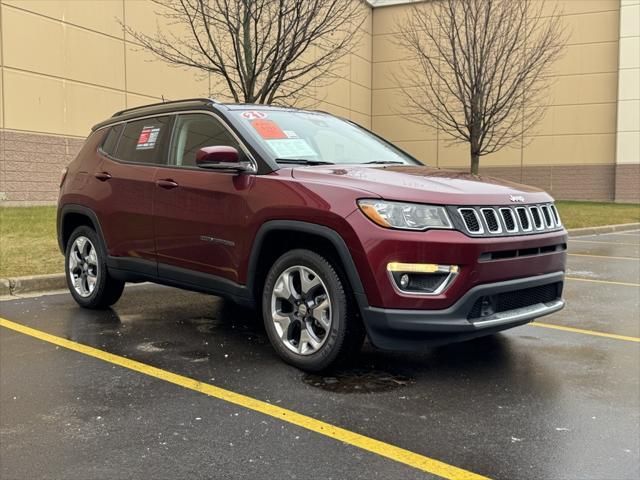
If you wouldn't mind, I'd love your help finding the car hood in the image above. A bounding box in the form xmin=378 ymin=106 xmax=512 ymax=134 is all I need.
xmin=291 ymin=165 xmax=552 ymax=205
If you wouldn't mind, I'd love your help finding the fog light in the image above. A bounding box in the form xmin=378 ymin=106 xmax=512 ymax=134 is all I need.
xmin=480 ymin=296 xmax=495 ymax=317
xmin=387 ymin=262 xmax=459 ymax=295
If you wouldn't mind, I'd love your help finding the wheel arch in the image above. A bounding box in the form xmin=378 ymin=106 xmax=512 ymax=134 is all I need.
xmin=58 ymin=204 xmax=106 ymax=254
xmin=247 ymin=221 xmax=367 ymax=308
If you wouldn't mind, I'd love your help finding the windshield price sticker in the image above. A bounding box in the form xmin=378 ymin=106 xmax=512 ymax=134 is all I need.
xmin=267 ymin=139 xmax=318 ymax=158
xmin=251 ymin=119 xmax=287 ymax=139
xmin=241 ymin=111 xmax=268 ymax=120
xmin=136 ymin=126 xmax=160 ymax=150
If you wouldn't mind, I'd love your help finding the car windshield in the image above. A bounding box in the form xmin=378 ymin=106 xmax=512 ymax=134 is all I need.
xmin=232 ymin=109 xmax=420 ymax=166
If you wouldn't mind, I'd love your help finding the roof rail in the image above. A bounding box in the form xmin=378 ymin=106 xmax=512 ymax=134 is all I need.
xmin=111 ymin=98 xmax=220 ymax=117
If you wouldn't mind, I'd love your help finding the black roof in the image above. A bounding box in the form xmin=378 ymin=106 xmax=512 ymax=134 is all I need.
xmin=92 ymin=98 xmax=312 ymax=131
xmin=110 ymin=98 xmax=219 ymax=118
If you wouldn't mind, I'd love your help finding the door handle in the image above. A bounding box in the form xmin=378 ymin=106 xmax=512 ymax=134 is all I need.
xmin=156 ymin=178 xmax=179 ymax=189
xmin=94 ymin=171 xmax=112 ymax=181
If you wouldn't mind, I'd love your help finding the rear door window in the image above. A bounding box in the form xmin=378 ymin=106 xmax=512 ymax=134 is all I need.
xmin=115 ymin=116 xmax=172 ymax=165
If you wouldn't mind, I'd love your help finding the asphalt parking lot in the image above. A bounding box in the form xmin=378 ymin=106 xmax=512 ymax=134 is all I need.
xmin=1 ymin=230 xmax=639 ymax=480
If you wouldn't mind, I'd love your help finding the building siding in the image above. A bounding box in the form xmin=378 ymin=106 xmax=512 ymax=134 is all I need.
xmin=0 ymin=0 xmax=637 ymax=204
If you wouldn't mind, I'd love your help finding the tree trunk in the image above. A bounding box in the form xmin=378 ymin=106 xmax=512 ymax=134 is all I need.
xmin=470 ymin=150 xmax=480 ymax=175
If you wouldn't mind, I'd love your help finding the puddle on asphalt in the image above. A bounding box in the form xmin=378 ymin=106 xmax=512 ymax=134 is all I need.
xmin=180 ymin=316 xmax=219 ymax=326
xmin=136 ymin=342 xmax=164 ymax=353
xmin=151 ymin=340 xmax=184 ymax=349
xmin=179 ymin=350 xmax=211 ymax=362
xmin=182 ymin=315 xmax=268 ymax=344
xmin=136 ymin=340 xmax=184 ymax=352
xmin=303 ymin=369 xmax=413 ymax=394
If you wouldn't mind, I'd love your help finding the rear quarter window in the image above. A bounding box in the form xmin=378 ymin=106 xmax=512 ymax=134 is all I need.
xmin=115 ymin=116 xmax=171 ymax=165
xmin=100 ymin=124 xmax=123 ymax=156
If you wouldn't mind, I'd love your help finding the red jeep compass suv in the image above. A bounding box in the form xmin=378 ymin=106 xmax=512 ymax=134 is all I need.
xmin=57 ymin=98 xmax=566 ymax=371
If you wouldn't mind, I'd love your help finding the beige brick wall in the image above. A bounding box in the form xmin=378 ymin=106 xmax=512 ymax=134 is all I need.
xmin=1 ymin=130 xmax=84 ymax=205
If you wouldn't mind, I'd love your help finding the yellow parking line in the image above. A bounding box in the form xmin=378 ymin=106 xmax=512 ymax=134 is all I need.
xmin=0 ymin=317 xmax=488 ymax=480
xmin=568 ymin=253 xmax=639 ymax=261
xmin=566 ymin=277 xmax=640 ymax=287
xmin=531 ymin=322 xmax=640 ymax=343
xmin=570 ymin=240 xmax=639 ymax=246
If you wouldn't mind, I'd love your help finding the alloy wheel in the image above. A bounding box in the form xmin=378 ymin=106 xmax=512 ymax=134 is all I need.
xmin=270 ymin=265 xmax=332 ymax=355
xmin=68 ymin=236 xmax=99 ymax=297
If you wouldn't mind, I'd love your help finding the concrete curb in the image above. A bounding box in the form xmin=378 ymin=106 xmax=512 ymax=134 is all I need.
xmin=0 ymin=273 xmax=66 ymax=297
xmin=567 ymin=222 xmax=640 ymax=237
xmin=1 ymin=222 xmax=638 ymax=297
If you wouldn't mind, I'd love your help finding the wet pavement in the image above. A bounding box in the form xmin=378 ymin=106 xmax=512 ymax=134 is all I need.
xmin=1 ymin=230 xmax=639 ymax=479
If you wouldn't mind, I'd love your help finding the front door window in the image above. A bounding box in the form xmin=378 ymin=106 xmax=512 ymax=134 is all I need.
xmin=170 ymin=113 xmax=241 ymax=168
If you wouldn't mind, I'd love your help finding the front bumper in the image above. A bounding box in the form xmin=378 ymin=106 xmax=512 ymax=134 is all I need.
xmin=359 ymin=271 xmax=565 ymax=350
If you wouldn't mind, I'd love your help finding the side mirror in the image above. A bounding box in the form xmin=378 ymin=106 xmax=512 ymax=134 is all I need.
xmin=195 ymin=146 xmax=251 ymax=172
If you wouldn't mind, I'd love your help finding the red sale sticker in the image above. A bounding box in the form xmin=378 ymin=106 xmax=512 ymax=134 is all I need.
xmin=241 ymin=111 xmax=267 ymax=120
xmin=251 ymin=119 xmax=286 ymax=139
xmin=136 ymin=126 xmax=160 ymax=150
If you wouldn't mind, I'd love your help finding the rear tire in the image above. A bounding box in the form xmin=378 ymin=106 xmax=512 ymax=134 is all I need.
xmin=65 ymin=226 xmax=124 ymax=309
xmin=262 ymin=249 xmax=365 ymax=372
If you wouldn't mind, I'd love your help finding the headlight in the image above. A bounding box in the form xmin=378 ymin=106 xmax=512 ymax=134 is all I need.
xmin=357 ymin=199 xmax=452 ymax=231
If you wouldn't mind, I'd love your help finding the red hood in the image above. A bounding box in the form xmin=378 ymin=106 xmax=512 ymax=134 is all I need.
xmin=291 ymin=165 xmax=551 ymax=205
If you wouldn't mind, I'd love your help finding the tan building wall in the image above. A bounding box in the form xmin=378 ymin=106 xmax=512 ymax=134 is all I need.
xmin=0 ymin=0 xmax=637 ymax=205
xmin=615 ymin=0 xmax=640 ymax=202
xmin=0 ymin=0 xmax=371 ymax=204
xmin=371 ymin=0 xmax=637 ymax=202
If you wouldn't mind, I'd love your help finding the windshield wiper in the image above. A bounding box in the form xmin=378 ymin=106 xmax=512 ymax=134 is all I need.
xmin=362 ymin=160 xmax=406 ymax=165
xmin=275 ymin=158 xmax=335 ymax=166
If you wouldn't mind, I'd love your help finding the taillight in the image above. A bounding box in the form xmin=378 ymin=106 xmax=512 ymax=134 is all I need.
xmin=60 ymin=167 xmax=68 ymax=188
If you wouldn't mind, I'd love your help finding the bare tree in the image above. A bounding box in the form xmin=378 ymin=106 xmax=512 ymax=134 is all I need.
xmin=123 ymin=0 xmax=365 ymax=105
xmin=396 ymin=0 xmax=566 ymax=174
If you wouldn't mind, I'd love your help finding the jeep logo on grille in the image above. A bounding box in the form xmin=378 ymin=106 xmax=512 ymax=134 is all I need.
xmin=509 ymin=195 xmax=525 ymax=203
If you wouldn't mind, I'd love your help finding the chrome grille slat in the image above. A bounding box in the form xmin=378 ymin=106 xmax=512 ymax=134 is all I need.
xmin=549 ymin=204 xmax=562 ymax=226
xmin=454 ymin=204 xmax=561 ymax=237
xmin=480 ymin=208 xmax=502 ymax=233
xmin=515 ymin=207 xmax=532 ymax=232
xmin=499 ymin=208 xmax=518 ymax=233
xmin=458 ymin=208 xmax=484 ymax=234
xmin=529 ymin=206 xmax=544 ymax=230
xmin=540 ymin=205 xmax=554 ymax=228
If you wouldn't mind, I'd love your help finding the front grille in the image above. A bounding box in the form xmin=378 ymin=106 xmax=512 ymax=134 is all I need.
xmin=540 ymin=205 xmax=553 ymax=228
xmin=459 ymin=208 xmax=483 ymax=233
xmin=515 ymin=207 xmax=531 ymax=231
xmin=467 ymin=282 xmax=562 ymax=320
xmin=500 ymin=208 xmax=517 ymax=232
xmin=530 ymin=207 xmax=543 ymax=229
xmin=478 ymin=243 xmax=566 ymax=261
xmin=549 ymin=204 xmax=561 ymax=226
xmin=453 ymin=203 xmax=562 ymax=237
xmin=481 ymin=209 xmax=501 ymax=233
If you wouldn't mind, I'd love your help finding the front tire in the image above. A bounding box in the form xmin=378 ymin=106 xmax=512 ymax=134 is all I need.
xmin=262 ymin=249 xmax=364 ymax=372
xmin=65 ymin=226 xmax=124 ymax=309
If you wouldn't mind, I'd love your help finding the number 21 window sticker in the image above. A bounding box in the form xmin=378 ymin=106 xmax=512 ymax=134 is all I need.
xmin=240 ymin=111 xmax=267 ymax=120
